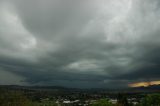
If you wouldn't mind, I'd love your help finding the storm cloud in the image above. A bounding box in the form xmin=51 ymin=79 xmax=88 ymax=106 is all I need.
xmin=0 ymin=0 xmax=160 ymax=88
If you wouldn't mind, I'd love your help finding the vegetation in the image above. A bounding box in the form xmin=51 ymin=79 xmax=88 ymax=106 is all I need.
xmin=91 ymin=99 xmax=114 ymax=106
xmin=0 ymin=90 xmax=57 ymax=106
xmin=0 ymin=91 xmax=30 ymax=106
xmin=140 ymin=94 xmax=160 ymax=106
xmin=117 ymin=94 xmax=130 ymax=106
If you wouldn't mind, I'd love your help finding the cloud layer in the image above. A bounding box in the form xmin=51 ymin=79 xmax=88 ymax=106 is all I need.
xmin=0 ymin=0 xmax=160 ymax=88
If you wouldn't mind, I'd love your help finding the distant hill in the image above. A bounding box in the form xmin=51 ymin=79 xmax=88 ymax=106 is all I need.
xmin=1 ymin=85 xmax=160 ymax=93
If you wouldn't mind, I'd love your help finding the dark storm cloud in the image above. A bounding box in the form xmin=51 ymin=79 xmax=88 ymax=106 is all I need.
xmin=116 ymin=43 xmax=160 ymax=81
xmin=0 ymin=0 xmax=160 ymax=88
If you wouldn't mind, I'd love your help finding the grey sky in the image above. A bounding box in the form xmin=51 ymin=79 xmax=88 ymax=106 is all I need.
xmin=0 ymin=0 xmax=160 ymax=88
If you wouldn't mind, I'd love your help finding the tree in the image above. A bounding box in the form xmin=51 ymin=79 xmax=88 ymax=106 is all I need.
xmin=140 ymin=93 xmax=160 ymax=106
xmin=117 ymin=94 xmax=130 ymax=106
xmin=0 ymin=91 xmax=30 ymax=106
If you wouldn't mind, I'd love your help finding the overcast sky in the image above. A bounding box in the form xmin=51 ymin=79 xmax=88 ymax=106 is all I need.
xmin=0 ymin=0 xmax=160 ymax=88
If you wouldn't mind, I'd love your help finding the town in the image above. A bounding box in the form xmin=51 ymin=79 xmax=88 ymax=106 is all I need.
xmin=0 ymin=85 xmax=160 ymax=106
